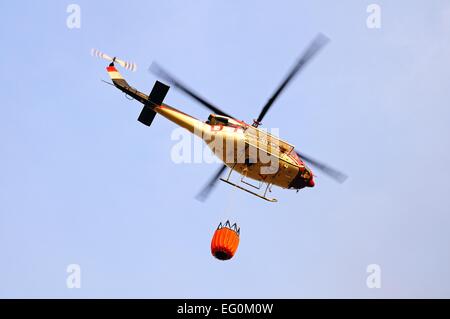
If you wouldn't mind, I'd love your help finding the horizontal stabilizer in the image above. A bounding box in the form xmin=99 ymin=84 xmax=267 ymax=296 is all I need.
xmin=138 ymin=106 xmax=157 ymax=126
xmin=136 ymin=81 xmax=169 ymax=126
xmin=148 ymin=81 xmax=170 ymax=105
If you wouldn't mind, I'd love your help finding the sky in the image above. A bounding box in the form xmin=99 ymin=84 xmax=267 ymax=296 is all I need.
xmin=1 ymin=0 xmax=450 ymax=298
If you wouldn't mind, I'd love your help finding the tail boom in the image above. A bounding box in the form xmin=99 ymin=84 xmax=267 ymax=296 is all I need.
xmin=106 ymin=65 xmax=148 ymax=104
xmin=106 ymin=65 xmax=205 ymax=131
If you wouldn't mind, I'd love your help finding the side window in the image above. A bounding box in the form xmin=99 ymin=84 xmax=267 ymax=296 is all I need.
xmin=216 ymin=117 xmax=229 ymax=125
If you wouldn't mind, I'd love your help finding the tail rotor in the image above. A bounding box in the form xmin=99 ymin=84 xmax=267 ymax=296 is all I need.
xmin=91 ymin=48 xmax=137 ymax=72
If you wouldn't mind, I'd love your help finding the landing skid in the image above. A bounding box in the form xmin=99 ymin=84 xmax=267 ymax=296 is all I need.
xmin=219 ymin=165 xmax=277 ymax=202
xmin=219 ymin=178 xmax=278 ymax=202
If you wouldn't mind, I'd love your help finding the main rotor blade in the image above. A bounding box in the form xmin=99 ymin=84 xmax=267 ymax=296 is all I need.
xmin=196 ymin=164 xmax=228 ymax=202
xmin=296 ymin=151 xmax=347 ymax=183
xmin=149 ymin=63 xmax=232 ymax=118
xmin=256 ymin=33 xmax=329 ymax=124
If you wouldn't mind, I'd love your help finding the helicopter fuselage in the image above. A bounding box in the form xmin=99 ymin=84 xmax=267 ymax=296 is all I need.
xmin=158 ymin=104 xmax=314 ymax=189
xmin=107 ymin=64 xmax=314 ymax=191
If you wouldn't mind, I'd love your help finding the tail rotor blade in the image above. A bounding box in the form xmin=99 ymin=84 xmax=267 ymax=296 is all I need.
xmin=91 ymin=48 xmax=112 ymax=62
xmin=296 ymin=151 xmax=347 ymax=183
xmin=115 ymin=58 xmax=137 ymax=72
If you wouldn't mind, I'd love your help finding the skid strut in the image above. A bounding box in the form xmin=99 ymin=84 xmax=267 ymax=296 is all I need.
xmin=219 ymin=165 xmax=277 ymax=202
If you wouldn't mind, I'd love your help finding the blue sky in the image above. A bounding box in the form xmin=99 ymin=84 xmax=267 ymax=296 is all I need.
xmin=1 ymin=0 xmax=450 ymax=298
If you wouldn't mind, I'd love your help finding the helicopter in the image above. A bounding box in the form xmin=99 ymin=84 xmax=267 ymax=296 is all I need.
xmin=92 ymin=33 xmax=347 ymax=202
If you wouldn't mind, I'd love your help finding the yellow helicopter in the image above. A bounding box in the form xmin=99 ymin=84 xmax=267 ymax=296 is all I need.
xmin=92 ymin=34 xmax=347 ymax=202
